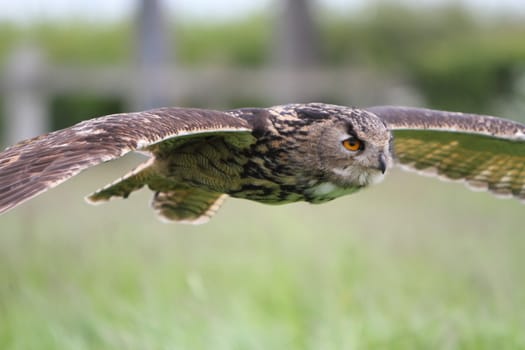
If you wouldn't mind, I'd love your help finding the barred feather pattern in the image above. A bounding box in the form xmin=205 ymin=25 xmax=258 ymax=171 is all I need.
xmin=0 ymin=107 xmax=251 ymax=214
xmin=368 ymin=106 xmax=525 ymax=201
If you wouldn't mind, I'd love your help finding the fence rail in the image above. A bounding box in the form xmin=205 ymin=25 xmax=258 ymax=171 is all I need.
xmin=0 ymin=48 xmax=420 ymax=145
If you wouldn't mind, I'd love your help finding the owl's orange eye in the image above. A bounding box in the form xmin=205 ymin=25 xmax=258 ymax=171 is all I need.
xmin=342 ymin=137 xmax=364 ymax=152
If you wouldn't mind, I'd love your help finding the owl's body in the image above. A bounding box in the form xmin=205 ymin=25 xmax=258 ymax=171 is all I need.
xmin=87 ymin=104 xmax=390 ymax=222
xmin=0 ymin=102 xmax=523 ymax=223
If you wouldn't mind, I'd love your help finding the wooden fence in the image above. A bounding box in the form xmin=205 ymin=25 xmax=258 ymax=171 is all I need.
xmin=0 ymin=46 xmax=421 ymax=146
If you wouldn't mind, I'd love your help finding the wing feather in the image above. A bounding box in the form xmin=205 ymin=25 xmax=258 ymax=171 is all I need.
xmin=0 ymin=107 xmax=252 ymax=214
xmin=367 ymin=106 xmax=525 ymax=201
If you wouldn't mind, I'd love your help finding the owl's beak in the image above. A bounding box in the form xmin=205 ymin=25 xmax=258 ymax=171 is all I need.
xmin=378 ymin=154 xmax=387 ymax=174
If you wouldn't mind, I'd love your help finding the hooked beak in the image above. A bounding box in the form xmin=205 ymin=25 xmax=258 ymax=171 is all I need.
xmin=378 ymin=154 xmax=387 ymax=174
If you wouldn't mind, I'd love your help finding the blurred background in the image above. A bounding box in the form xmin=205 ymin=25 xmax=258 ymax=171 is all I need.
xmin=1 ymin=0 xmax=525 ymax=348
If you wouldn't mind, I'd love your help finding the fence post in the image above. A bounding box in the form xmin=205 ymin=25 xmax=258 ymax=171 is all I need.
xmin=275 ymin=0 xmax=320 ymax=68
xmin=272 ymin=0 xmax=321 ymax=102
xmin=3 ymin=45 xmax=49 ymax=146
xmin=133 ymin=0 xmax=172 ymax=110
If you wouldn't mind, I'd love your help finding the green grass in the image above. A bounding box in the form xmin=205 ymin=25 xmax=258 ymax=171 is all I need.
xmin=1 ymin=157 xmax=524 ymax=349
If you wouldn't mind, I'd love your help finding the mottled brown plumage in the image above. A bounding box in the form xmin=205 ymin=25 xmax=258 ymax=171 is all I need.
xmin=367 ymin=106 xmax=525 ymax=199
xmin=0 ymin=103 xmax=524 ymax=223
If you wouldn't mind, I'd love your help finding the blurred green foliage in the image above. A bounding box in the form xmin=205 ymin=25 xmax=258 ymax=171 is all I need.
xmin=176 ymin=15 xmax=271 ymax=67
xmin=0 ymin=3 xmax=524 ymax=129
xmin=322 ymin=4 xmax=479 ymax=67
xmin=51 ymin=95 xmax=123 ymax=129
xmin=322 ymin=4 xmax=525 ymax=113
xmin=0 ymin=22 xmax=133 ymax=65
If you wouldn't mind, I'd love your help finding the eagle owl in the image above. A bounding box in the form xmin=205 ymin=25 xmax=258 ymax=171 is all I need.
xmin=0 ymin=103 xmax=523 ymax=223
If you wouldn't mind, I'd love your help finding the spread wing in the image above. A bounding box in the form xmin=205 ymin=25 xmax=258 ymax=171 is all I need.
xmin=0 ymin=107 xmax=253 ymax=214
xmin=367 ymin=106 xmax=525 ymax=201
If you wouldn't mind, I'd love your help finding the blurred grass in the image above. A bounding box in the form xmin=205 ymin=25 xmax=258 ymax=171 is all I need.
xmin=0 ymin=157 xmax=524 ymax=349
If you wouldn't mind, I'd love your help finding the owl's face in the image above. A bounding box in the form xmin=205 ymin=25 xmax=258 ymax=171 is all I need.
xmin=316 ymin=109 xmax=393 ymax=188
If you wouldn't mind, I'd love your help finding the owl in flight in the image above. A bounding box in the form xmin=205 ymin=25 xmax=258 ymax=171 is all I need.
xmin=0 ymin=103 xmax=523 ymax=223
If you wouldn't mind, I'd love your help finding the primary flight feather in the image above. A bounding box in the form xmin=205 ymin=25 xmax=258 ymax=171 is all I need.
xmin=0 ymin=103 xmax=523 ymax=223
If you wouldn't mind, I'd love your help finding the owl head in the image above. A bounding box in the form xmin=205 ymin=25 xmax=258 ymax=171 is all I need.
xmin=291 ymin=104 xmax=393 ymax=189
